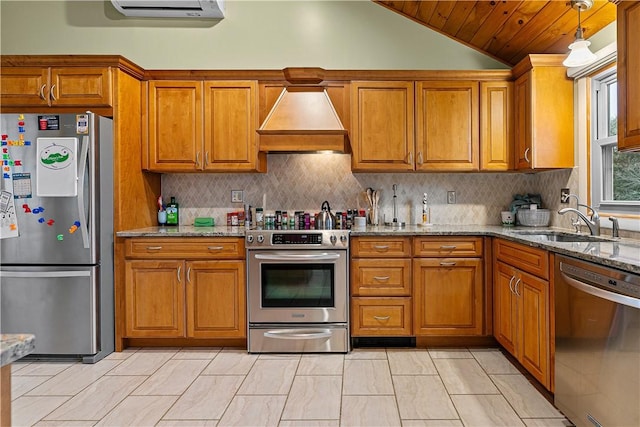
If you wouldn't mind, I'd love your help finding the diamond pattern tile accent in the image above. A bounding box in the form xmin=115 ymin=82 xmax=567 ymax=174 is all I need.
xmin=162 ymin=154 xmax=577 ymax=227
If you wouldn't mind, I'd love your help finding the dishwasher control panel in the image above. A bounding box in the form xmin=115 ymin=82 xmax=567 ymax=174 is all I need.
xmin=560 ymin=259 xmax=640 ymax=299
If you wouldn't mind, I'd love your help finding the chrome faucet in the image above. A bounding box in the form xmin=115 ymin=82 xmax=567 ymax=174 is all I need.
xmin=561 ymin=193 xmax=582 ymax=232
xmin=609 ymin=216 xmax=620 ymax=238
xmin=558 ymin=203 xmax=601 ymax=236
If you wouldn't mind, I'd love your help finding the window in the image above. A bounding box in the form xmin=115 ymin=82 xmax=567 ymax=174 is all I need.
xmin=591 ymin=68 xmax=640 ymax=214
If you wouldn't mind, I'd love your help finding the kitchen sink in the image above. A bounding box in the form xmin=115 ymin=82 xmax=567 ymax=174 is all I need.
xmin=511 ymin=230 xmax=616 ymax=242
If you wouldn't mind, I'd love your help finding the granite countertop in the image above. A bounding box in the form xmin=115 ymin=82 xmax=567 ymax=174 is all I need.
xmin=1 ymin=334 xmax=35 ymax=367
xmin=117 ymin=224 xmax=640 ymax=274
xmin=117 ymin=225 xmax=245 ymax=238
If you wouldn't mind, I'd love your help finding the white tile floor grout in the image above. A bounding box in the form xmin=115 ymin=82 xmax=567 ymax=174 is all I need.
xmin=10 ymin=347 xmax=574 ymax=427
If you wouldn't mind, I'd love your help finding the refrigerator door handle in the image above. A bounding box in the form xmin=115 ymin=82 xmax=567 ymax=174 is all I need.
xmin=0 ymin=270 xmax=91 ymax=278
xmin=77 ymin=134 xmax=90 ymax=249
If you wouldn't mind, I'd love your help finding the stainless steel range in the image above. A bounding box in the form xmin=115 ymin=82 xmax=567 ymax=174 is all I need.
xmin=246 ymin=229 xmax=350 ymax=353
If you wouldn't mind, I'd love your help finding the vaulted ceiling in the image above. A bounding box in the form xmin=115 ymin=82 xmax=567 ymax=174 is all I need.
xmin=374 ymin=1 xmax=617 ymax=66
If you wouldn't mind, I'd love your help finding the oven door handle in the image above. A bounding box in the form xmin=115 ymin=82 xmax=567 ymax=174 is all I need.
xmin=560 ymin=271 xmax=640 ymax=309
xmin=254 ymin=253 xmax=341 ymax=261
xmin=263 ymin=329 xmax=333 ymax=340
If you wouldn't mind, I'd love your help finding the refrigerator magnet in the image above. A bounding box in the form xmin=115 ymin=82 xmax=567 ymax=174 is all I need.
xmin=76 ymin=114 xmax=89 ymax=134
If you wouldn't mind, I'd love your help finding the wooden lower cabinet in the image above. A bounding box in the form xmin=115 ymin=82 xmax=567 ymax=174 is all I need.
xmin=186 ymin=260 xmax=245 ymax=338
xmin=413 ymin=258 xmax=483 ymax=336
xmin=351 ymin=298 xmax=412 ymax=336
xmin=123 ymin=238 xmax=246 ymax=340
xmin=493 ymin=239 xmax=550 ymax=389
xmin=125 ymin=260 xmax=185 ymax=338
xmin=413 ymin=237 xmax=485 ymax=337
xmin=350 ymin=236 xmax=412 ymax=337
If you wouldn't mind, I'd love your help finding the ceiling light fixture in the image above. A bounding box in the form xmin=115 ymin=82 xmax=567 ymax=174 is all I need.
xmin=563 ymin=0 xmax=597 ymax=67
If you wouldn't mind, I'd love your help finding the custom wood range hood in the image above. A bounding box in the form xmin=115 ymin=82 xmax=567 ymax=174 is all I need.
xmin=257 ymin=67 xmax=349 ymax=153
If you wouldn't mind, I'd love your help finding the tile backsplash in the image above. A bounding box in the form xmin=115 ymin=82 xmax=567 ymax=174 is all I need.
xmin=161 ymin=153 xmax=583 ymax=228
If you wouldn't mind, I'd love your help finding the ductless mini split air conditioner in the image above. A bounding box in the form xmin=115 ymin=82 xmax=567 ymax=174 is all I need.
xmin=111 ymin=0 xmax=224 ymax=18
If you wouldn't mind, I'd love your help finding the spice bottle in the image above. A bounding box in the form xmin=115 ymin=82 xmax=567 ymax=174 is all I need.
xmin=256 ymin=207 xmax=264 ymax=228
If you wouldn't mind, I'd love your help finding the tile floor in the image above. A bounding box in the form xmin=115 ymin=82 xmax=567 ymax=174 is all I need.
xmin=10 ymin=347 xmax=574 ymax=427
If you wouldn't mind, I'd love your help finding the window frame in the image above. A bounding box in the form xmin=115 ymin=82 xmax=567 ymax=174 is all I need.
xmin=590 ymin=67 xmax=640 ymax=215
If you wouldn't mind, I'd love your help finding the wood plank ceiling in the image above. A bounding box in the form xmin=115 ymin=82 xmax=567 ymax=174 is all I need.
xmin=374 ymin=1 xmax=617 ymax=66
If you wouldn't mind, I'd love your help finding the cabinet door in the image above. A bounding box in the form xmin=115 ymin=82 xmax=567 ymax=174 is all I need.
xmin=50 ymin=67 xmax=112 ymax=107
xmin=514 ymin=73 xmax=532 ymax=170
xmin=413 ymin=258 xmax=483 ymax=336
xmin=147 ymin=80 xmax=203 ymax=171
xmin=350 ymin=81 xmax=414 ymax=172
xmin=186 ymin=260 xmax=246 ymax=338
xmin=203 ymin=81 xmax=264 ymax=172
xmin=124 ymin=260 xmax=185 ymax=338
xmin=618 ymin=1 xmax=640 ymax=151
xmin=493 ymin=261 xmax=518 ymax=355
xmin=416 ymin=81 xmax=479 ymax=171
xmin=517 ymin=270 xmax=550 ymax=387
xmin=0 ymin=67 xmax=50 ymax=107
xmin=480 ymin=81 xmax=513 ymax=171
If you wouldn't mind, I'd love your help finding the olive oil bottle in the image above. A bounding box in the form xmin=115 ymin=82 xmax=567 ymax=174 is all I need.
xmin=166 ymin=196 xmax=179 ymax=226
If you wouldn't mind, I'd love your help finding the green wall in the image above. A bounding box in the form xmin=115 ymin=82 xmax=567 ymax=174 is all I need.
xmin=0 ymin=0 xmax=509 ymax=70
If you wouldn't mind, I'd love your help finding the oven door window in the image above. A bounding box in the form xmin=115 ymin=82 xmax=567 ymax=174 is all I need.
xmin=261 ymin=264 xmax=334 ymax=308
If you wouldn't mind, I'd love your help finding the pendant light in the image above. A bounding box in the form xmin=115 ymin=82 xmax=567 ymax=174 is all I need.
xmin=563 ymin=0 xmax=597 ymax=67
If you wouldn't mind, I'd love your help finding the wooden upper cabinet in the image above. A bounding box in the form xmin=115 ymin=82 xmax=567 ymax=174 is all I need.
xmin=144 ymin=80 xmax=264 ymax=173
xmin=203 ymin=81 xmax=264 ymax=171
xmin=146 ymin=80 xmax=203 ymax=172
xmin=480 ymin=81 xmax=513 ymax=171
xmin=513 ymin=55 xmax=574 ymax=170
xmin=350 ymin=81 xmax=415 ymax=172
xmin=0 ymin=66 xmax=112 ymax=108
xmin=416 ymin=81 xmax=479 ymax=171
xmin=617 ymin=1 xmax=640 ymax=151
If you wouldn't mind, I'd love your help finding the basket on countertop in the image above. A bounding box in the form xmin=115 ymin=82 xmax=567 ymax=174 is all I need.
xmin=516 ymin=208 xmax=551 ymax=227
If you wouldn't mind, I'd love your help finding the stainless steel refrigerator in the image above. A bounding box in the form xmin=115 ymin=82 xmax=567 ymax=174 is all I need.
xmin=1 ymin=112 xmax=114 ymax=363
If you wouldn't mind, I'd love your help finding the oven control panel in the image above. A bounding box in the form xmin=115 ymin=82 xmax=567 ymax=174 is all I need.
xmin=246 ymin=230 xmax=349 ymax=248
xmin=272 ymin=233 xmax=322 ymax=245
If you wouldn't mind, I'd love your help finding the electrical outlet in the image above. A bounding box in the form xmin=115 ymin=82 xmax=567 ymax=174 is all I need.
xmin=447 ymin=191 xmax=456 ymax=204
xmin=561 ymin=188 xmax=570 ymax=204
xmin=231 ymin=190 xmax=244 ymax=203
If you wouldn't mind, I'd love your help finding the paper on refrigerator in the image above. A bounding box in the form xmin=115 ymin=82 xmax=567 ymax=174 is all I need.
xmin=36 ymin=137 xmax=78 ymax=197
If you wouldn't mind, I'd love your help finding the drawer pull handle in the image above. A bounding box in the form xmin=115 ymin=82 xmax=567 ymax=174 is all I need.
xmin=187 ymin=266 xmax=191 ymax=283
xmin=440 ymin=261 xmax=457 ymax=266
xmin=177 ymin=265 xmax=181 ymax=283
xmin=208 ymin=246 xmax=224 ymax=250
xmin=373 ymin=276 xmax=390 ymax=281
xmin=373 ymin=315 xmax=391 ymax=321
xmin=146 ymin=246 xmax=163 ymax=250
xmin=440 ymin=245 xmax=457 ymax=250
xmin=373 ymin=245 xmax=390 ymax=250
xmin=49 ymin=84 xmax=57 ymax=101
xmin=39 ymin=84 xmax=47 ymax=101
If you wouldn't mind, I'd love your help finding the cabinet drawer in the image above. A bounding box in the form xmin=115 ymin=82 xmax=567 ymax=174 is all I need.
xmin=413 ymin=236 xmax=483 ymax=257
xmin=351 ymin=298 xmax=412 ymax=336
xmin=351 ymin=237 xmax=412 ymax=257
xmin=350 ymin=259 xmax=411 ymax=296
xmin=125 ymin=238 xmax=244 ymax=259
xmin=494 ymin=238 xmax=548 ymax=279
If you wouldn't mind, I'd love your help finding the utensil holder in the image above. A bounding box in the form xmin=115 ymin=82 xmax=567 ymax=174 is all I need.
xmin=368 ymin=207 xmax=379 ymax=226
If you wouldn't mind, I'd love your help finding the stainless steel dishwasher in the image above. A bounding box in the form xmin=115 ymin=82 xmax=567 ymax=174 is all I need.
xmin=555 ymin=254 xmax=640 ymax=427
